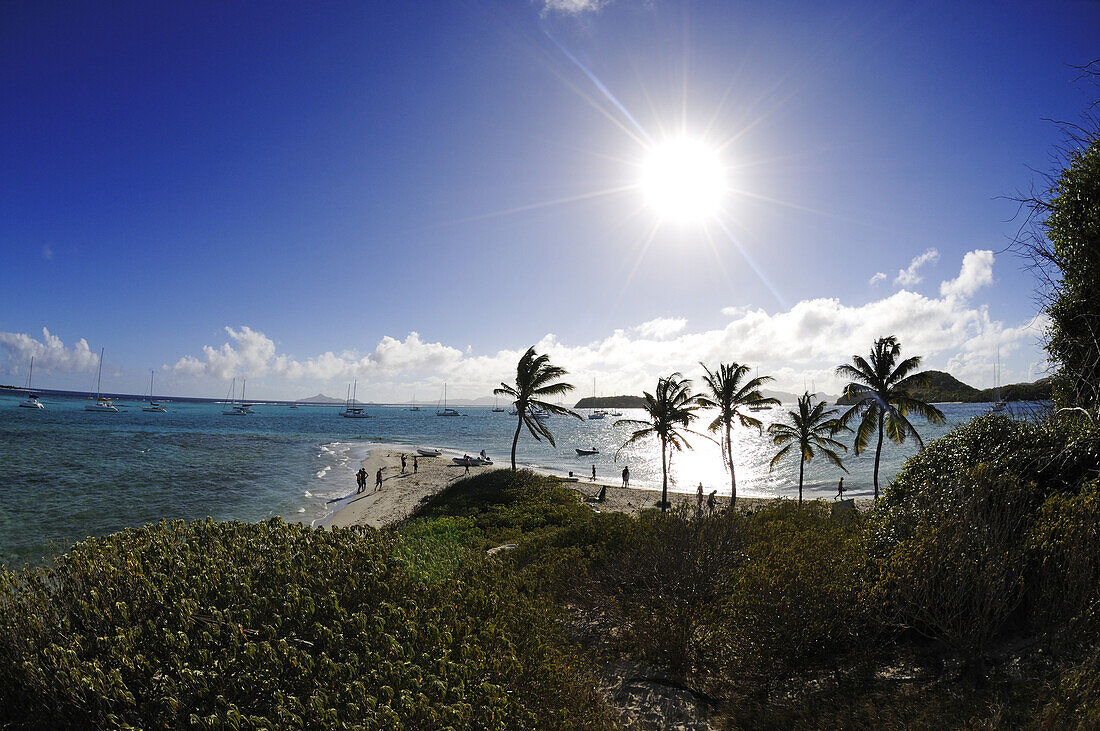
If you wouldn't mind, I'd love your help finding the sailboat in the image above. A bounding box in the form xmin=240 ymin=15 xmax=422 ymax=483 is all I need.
xmin=587 ymin=377 xmax=607 ymax=420
xmin=84 ymin=348 xmax=119 ymax=412
xmin=222 ymin=377 xmax=251 ymax=415
xmin=341 ymin=379 xmax=371 ymax=418
xmin=409 ymin=391 xmax=420 ymax=412
xmin=18 ymin=357 xmax=44 ymax=409
xmin=142 ymin=369 xmax=167 ymax=412
xmin=436 ymin=384 xmax=460 ymax=417
xmin=492 ymin=395 xmax=505 ymax=413
xmin=991 ymin=349 xmax=1007 ymax=413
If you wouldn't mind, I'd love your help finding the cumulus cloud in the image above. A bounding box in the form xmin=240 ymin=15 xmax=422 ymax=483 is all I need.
xmin=868 ymin=272 xmax=886 ymax=286
xmin=940 ymin=249 xmax=994 ymax=299
xmin=894 ymin=248 xmax=939 ymax=287
xmin=168 ymin=259 xmax=1039 ymax=398
xmin=540 ymin=0 xmax=607 ymax=14
xmin=633 ymin=317 xmax=688 ymax=339
xmin=0 ymin=327 xmax=99 ymax=374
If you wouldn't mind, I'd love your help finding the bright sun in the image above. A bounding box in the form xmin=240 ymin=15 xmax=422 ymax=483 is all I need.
xmin=639 ymin=137 xmax=726 ymax=223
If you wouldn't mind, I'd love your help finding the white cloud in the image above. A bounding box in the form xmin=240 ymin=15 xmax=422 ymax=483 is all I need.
xmin=869 ymin=272 xmax=886 ymax=286
xmin=633 ymin=317 xmax=688 ymax=339
xmin=939 ymin=249 xmax=994 ymax=299
xmin=0 ymin=327 xmax=99 ymax=374
xmin=540 ymin=0 xmax=607 ymax=14
xmin=894 ymin=248 xmax=940 ymax=287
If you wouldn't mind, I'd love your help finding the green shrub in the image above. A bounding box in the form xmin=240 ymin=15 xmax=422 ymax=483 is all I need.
xmin=1037 ymin=650 xmax=1100 ymax=730
xmin=0 ymin=518 xmax=613 ymax=730
xmin=722 ymin=502 xmax=869 ymax=677
xmin=1027 ymin=479 xmax=1100 ymax=651
xmin=874 ymin=469 xmax=1032 ymax=660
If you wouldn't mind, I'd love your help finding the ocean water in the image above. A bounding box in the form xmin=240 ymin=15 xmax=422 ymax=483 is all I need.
xmin=0 ymin=393 xmax=1031 ymax=566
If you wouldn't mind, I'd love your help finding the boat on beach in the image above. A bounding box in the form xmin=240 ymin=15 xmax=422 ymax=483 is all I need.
xmin=84 ymin=348 xmax=119 ymax=412
xmin=18 ymin=357 xmax=44 ymax=409
xmin=417 ymin=447 xmax=442 ymax=457
xmin=453 ymin=455 xmax=493 ymax=466
xmin=576 ymin=447 xmax=599 ymax=456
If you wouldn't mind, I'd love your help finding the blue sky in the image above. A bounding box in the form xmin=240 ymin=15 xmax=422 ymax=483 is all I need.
xmin=2 ymin=0 xmax=1098 ymax=400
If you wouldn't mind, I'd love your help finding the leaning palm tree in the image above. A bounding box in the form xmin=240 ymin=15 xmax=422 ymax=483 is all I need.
xmin=835 ymin=336 xmax=946 ymax=499
xmin=768 ymin=392 xmax=850 ymax=505
xmin=697 ymin=362 xmax=780 ymax=509
xmin=616 ymin=373 xmax=699 ymax=513
xmin=494 ymin=347 xmax=582 ymax=471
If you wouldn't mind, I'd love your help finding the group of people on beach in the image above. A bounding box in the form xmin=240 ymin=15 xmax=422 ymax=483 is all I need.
xmin=355 ymin=466 xmax=383 ymax=494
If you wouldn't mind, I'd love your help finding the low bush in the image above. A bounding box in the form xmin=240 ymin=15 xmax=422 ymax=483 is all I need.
xmin=0 ymin=518 xmax=613 ymax=730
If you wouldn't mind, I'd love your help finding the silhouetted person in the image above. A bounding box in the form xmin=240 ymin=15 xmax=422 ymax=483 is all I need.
xmin=413 ymin=456 xmax=418 ymax=474
xmin=356 ymin=468 xmax=366 ymax=494
xmin=375 ymin=467 xmax=383 ymax=491
xmin=622 ymin=466 xmax=630 ymax=488
xmin=401 ymin=454 xmax=407 ymax=474
xmin=707 ymin=490 xmax=717 ymax=514
xmin=591 ymin=464 xmax=596 ymax=482
xmin=836 ymin=477 xmax=846 ymax=500
xmin=597 ymin=484 xmax=607 ymax=502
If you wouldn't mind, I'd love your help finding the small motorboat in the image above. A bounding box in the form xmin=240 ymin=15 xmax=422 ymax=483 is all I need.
xmin=576 ymin=448 xmax=600 ymax=456
xmin=417 ymin=448 xmax=442 ymax=457
xmin=588 ymin=410 xmax=607 ymax=420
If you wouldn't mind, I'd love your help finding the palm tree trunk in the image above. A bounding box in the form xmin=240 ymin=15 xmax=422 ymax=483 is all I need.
xmin=798 ymin=454 xmax=805 ymax=505
xmin=726 ymin=421 xmax=736 ymax=508
xmin=660 ymin=435 xmax=668 ymax=514
xmin=872 ymin=412 xmax=885 ymax=499
xmin=510 ymin=412 xmax=523 ymax=471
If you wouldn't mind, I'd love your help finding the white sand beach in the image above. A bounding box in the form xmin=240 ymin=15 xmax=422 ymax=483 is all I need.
xmin=324 ymin=445 xmax=873 ymax=530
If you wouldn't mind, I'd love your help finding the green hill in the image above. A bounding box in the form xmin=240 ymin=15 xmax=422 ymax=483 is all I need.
xmin=836 ymin=370 xmax=1052 ymax=404
xmin=575 ymin=395 xmax=647 ymax=409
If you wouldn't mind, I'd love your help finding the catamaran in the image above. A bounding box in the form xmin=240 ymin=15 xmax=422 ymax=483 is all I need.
xmin=142 ymin=369 xmax=167 ymax=412
xmin=341 ymin=380 xmax=371 ymax=418
xmin=436 ymin=384 xmax=460 ymax=417
xmin=587 ymin=377 xmax=607 ymax=419
xmin=85 ymin=348 xmax=119 ymax=412
xmin=222 ymin=377 xmax=251 ymax=415
xmin=18 ymin=356 xmax=44 ymax=409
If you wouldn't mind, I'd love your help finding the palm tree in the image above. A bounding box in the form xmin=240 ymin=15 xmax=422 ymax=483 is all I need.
xmin=616 ymin=373 xmax=699 ymax=513
xmin=697 ymin=362 xmax=780 ymax=509
xmin=835 ymin=336 xmax=946 ymax=499
xmin=768 ymin=392 xmax=850 ymax=505
xmin=494 ymin=347 xmax=582 ymax=471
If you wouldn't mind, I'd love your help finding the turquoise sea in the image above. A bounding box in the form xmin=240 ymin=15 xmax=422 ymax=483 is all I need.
xmin=0 ymin=393 xmax=1032 ymax=566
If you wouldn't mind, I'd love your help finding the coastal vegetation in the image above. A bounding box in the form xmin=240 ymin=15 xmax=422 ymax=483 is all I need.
xmin=697 ymin=362 xmax=778 ymax=508
xmin=494 ymin=347 xmax=582 ymax=471
xmin=573 ymin=395 xmax=648 ymax=409
xmin=767 ymin=392 xmax=849 ymax=505
xmin=615 ymin=373 xmax=699 ymax=512
xmin=836 ymin=336 xmax=946 ymax=498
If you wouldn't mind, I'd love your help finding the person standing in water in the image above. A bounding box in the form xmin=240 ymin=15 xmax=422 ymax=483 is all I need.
xmin=621 ymin=466 xmax=630 ymax=488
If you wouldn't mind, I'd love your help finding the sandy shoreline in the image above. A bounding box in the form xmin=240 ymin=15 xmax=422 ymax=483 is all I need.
xmin=324 ymin=445 xmax=873 ymax=530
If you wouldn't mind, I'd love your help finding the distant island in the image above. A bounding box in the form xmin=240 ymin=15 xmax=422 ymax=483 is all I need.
xmin=574 ymin=395 xmax=647 ymax=409
xmin=835 ymin=370 xmax=1052 ymax=405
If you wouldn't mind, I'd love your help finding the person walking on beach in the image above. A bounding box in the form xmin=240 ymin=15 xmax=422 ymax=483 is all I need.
xmin=591 ymin=464 xmax=596 ymax=482
xmin=835 ymin=477 xmax=845 ymax=500
xmin=413 ymin=455 xmax=418 ymax=474
xmin=696 ymin=483 xmax=704 ymax=518
xmin=621 ymin=466 xmax=630 ymax=488
xmin=375 ymin=467 xmax=383 ymax=491
xmin=401 ymin=454 xmax=407 ymax=474
xmin=462 ymin=455 xmax=470 ymax=475
xmin=707 ymin=489 xmax=717 ymax=514
xmin=356 ymin=468 xmax=366 ymax=494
